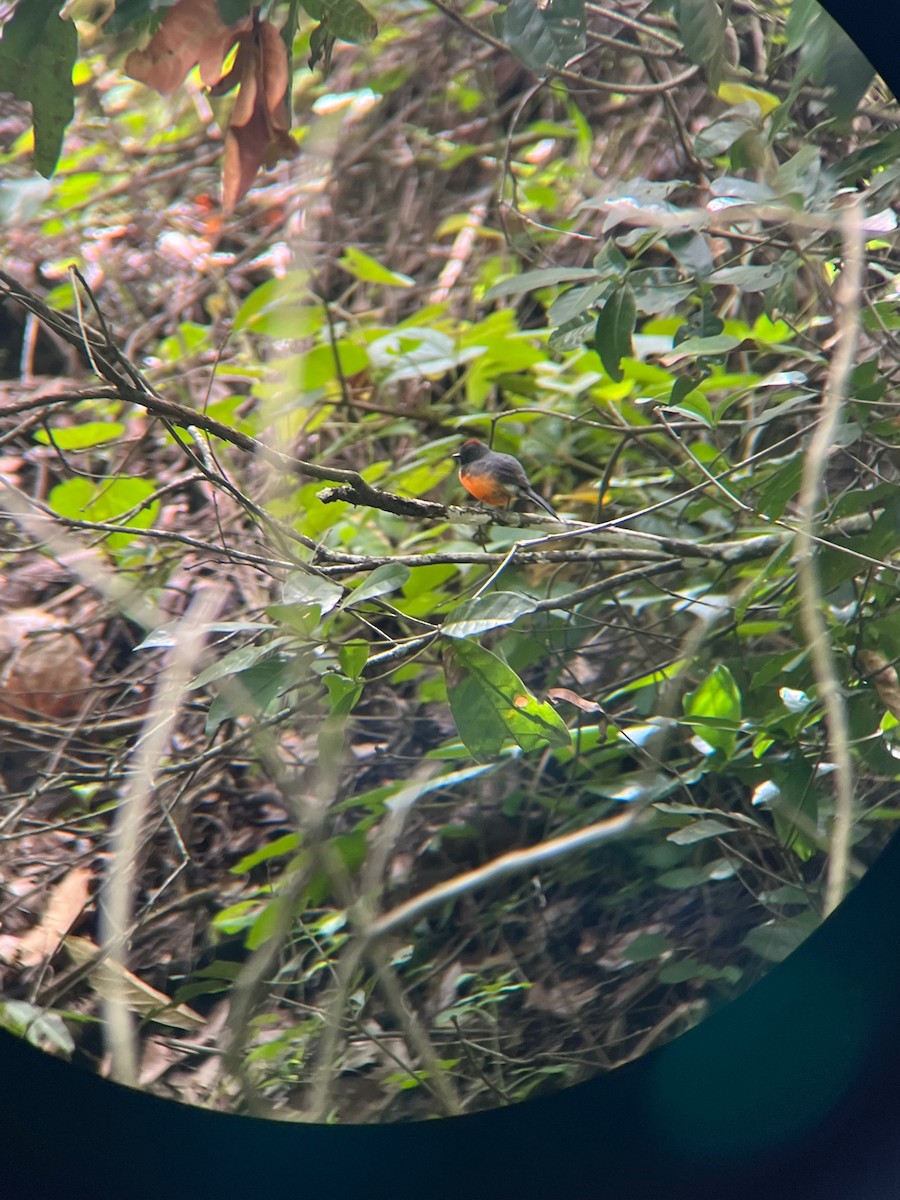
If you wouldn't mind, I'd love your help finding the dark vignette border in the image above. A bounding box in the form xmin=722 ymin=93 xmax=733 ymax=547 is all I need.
xmin=1 ymin=3 xmax=896 ymax=1198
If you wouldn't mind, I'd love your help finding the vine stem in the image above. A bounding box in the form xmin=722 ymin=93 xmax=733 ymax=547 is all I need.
xmin=795 ymin=203 xmax=864 ymax=918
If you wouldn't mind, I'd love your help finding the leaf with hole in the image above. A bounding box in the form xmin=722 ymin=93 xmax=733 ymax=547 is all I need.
xmin=443 ymin=638 xmax=570 ymax=759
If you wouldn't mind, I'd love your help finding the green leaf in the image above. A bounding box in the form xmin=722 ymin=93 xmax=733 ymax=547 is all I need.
xmin=343 ymin=563 xmax=411 ymax=607
xmin=189 ymin=643 xmax=278 ymax=691
xmin=663 ymin=333 xmax=742 ymax=362
xmin=667 ymin=817 xmax=735 ymax=845
xmin=442 ymin=592 xmax=539 ymax=639
xmin=496 ymin=0 xmax=586 ymax=73
xmin=339 ymin=246 xmax=414 ymax=287
xmin=676 ymin=0 xmax=726 ymax=90
xmin=211 ymin=899 xmax=264 ymax=934
xmin=0 ymin=1000 xmax=74 ymax=1057
xmin=548 ymin=281 xmax=612 ymax=327
xmin=232 ymin=272 xmax=318 ymax=334
xmin=205 ymin=659 xmax=291 ymax=733
xmin=323 ymin=673 xmax=362 ymax=716
xmin=300 ymin=0 xmax=378 ymax=43
xmin=709 ymin=264 xmax=785 ymax=292
xmin=683 ymin=664 xmax=741 ymax=757
xmin=658 ymin=958 xmax=740 ymax=984
xmin=35 ymin=422 xmax=125 ymax=449
xmin=667 ymin=231 xmax=714 ymax=279
xmin=743 ymin=912 xmax=819 ymax=962
xmin=693 ymin=105 xmax=760 ymax=160
xmin=667 ymin=378 xmax=714 ymax=427
xmin=107 ymin=0 xmax=179 ymax=34
xmin=47 ymin=477 xmax=159 ymax=550
xmin=626 ymin=932 xmax=673 ymax=961
xmin=282 ymin=572 xmax=345 ymax=615
xmin=548 ymin=310 xmax=597 ymax=351
xmin=443 ymin=638 xmax=570 ymax=759
xmin=657 ymin=856 xmax=738 ymax=889
xmin=0 ymin=1 xmax=77 ymax=177
xmin=627 ymin=268 xmax=693 ymax=315
xmin=756 ymin=457 xmax=802 ymax=519
xmin=339 ymin=640 xmax=369 ymax=679
xmin=484 ymin=266 xmax=600 ymax=302
xmin=232 ymin=834 xmax=303 ymax=874
xmin=787 ymin=0 xmax=873 ymax=121
xmin=593 ymin=285 xmax=636 ymax=383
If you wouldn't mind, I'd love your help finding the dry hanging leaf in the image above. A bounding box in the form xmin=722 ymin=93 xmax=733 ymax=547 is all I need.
xmin=13 ymin=867 xmax=93 ymax=967
xmin=0 ymin=606 xmax=92 ymax=720
xmin=547 ymin=687 xmax=603 ymax=714
xmin=125 ymin=0 xmax=251 ymax=95
xmin=65 ymin=936 xmax=206 ymax=1030
xmin=222 ymin=19 xmax=299 ymax=211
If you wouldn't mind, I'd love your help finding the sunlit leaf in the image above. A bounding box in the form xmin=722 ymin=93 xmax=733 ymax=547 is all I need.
xmin=339 ymin=246 xmax=414 ymax=287
xmin=35 ymin=422 xmax=124 ymax=449
xmin=47 ymin=477 xmax=159 ymax=551
xmin=683 ymin=664 xmax=742 ymax=758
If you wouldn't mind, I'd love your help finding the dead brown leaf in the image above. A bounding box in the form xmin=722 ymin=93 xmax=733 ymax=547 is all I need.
xmin=15 ymin=866 xmax=93 ymax=967
xmin=125 ymin=0 xmax=251 ymax=95
xmin=222 ymin=20 xmax=299 ymax=212
xmin=547 ymin=687 xmax=603 ymax=714
xmin=65 ymin=936 xmax=206 ymax=1030
xmin=524 ymin=977 xmax=602 ymax=1016
xmin=0 ymin=606 xmax=92 ymax=720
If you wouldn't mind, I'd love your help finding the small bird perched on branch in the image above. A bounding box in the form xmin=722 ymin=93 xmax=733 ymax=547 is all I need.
xmin=453 ymin=439 xmax=558 ymax=519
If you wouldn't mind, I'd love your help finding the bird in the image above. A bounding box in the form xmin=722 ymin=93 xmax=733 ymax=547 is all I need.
xmin=452 ymin=438 xmax=558 ymax=519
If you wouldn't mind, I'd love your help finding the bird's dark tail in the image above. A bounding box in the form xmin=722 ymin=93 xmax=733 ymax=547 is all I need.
xmin=526 ymin=488 xmax=558 ymax=519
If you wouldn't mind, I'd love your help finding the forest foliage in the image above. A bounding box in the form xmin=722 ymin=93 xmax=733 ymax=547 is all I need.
xmin=1 ymin=0 xmax=900 ymax=1122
